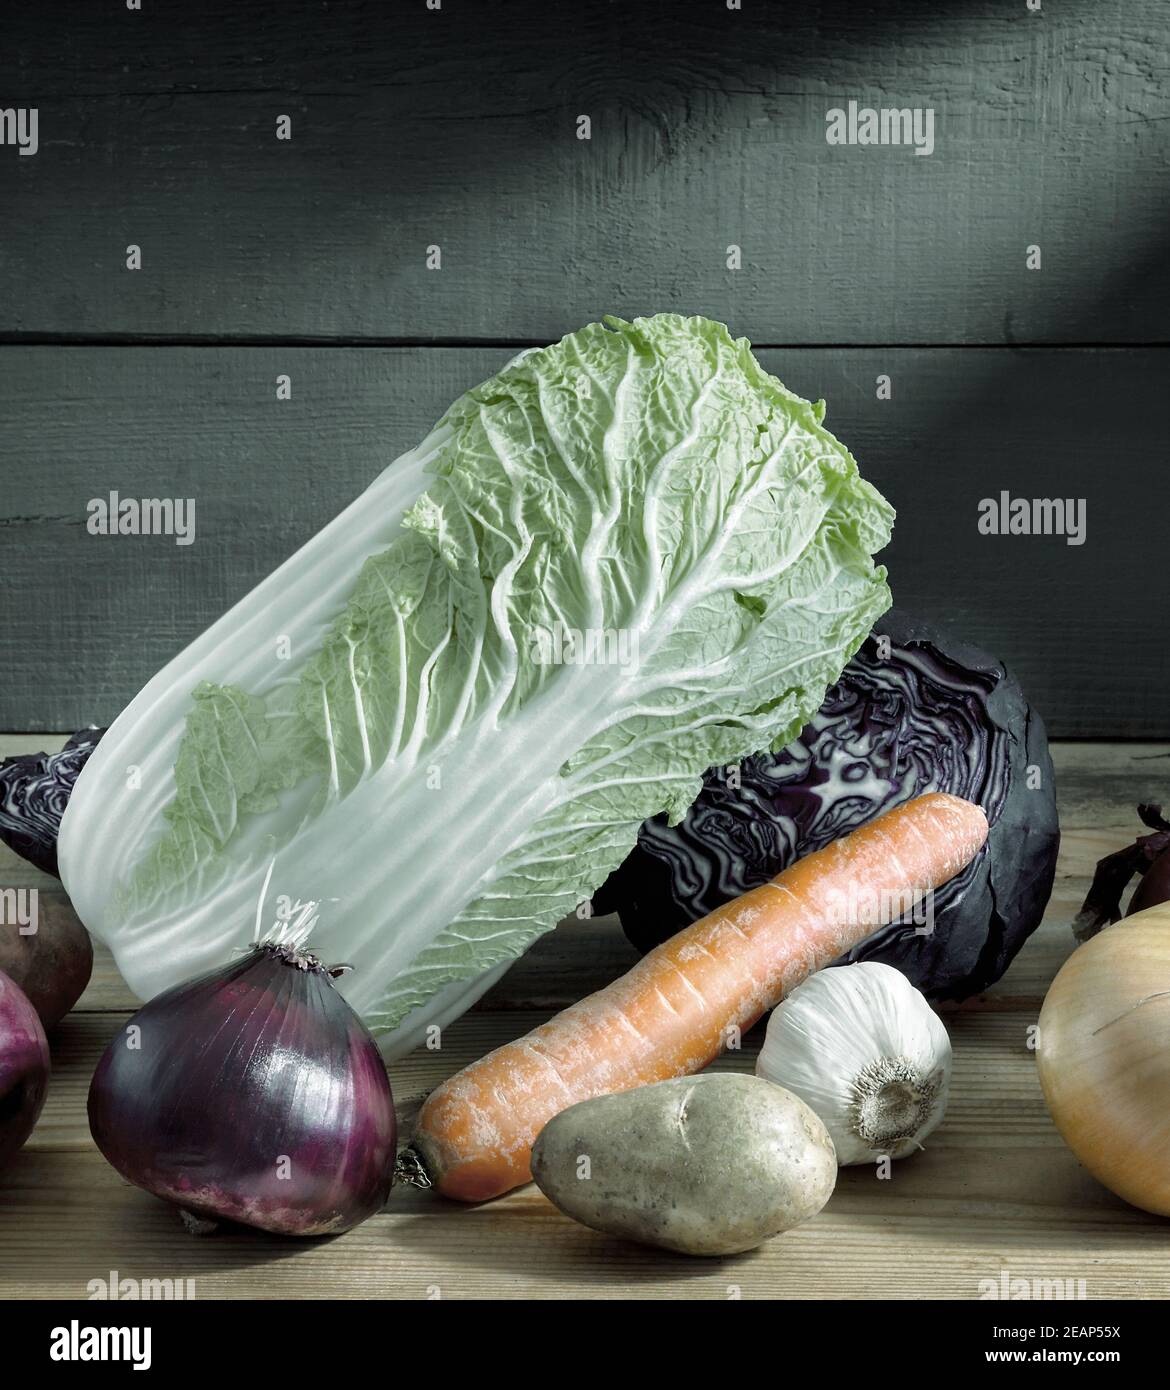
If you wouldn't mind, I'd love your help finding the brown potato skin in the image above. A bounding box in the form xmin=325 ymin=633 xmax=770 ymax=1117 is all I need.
xmin=531 ymin=1073 xmax=838 ymax=1256
xmin=0 ymin=903 xmax=93 ymax=1029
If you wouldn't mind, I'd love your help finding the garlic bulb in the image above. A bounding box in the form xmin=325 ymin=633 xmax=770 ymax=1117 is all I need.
xmin=755 ymin=961 xmax=951 ymax=1164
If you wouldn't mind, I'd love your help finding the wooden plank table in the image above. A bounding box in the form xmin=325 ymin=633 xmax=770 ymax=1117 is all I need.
xmin=2 ymin=735 xmax=1167 ymax=1300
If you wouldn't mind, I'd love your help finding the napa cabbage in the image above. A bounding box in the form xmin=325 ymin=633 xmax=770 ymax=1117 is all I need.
xmin=58 ymin=315 xmax=893 ymax=1058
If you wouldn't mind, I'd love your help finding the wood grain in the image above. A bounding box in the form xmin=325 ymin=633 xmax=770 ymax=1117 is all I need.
xmin=2 ymin=736 xmax=1169 ymax=1299
xmin=3 ymin=347 xmax=1166 ymax=736
xmin=4 ymin=1015 xmax=1168 ymax=1301
xmin=1 ymin=0 xmax=1168 ymax=344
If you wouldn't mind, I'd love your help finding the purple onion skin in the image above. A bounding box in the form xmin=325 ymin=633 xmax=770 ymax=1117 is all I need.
xmin=1129 ymin=845 xmax=1170 ymax=916
xmin=87 ymin=944 xmax=396 ymax=1236
xmin=0 ymin=969 xmax=51 ymax=1173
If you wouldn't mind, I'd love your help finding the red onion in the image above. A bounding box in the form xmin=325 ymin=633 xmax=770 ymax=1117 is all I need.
xmin=0 ymin=968 xmax=50 ymax=1173
xmin=87 ymin=916 xmax=396 ymax=1236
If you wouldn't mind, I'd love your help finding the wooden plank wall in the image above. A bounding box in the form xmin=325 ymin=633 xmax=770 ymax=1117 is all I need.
xmin=1 ymin=1 xmax=1168 ymax=735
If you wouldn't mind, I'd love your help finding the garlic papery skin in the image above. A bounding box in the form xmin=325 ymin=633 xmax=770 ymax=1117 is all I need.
xmin=755 ymin=961 xmax=951 ymax=1164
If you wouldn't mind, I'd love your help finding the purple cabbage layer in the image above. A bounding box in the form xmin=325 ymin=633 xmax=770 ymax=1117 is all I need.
xmin=595 ymin=611 xmax=1060 ymax=1000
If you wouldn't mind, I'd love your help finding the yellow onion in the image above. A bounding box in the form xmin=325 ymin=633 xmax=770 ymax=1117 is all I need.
xmin=1037 ymin=902 xmax=1170 ymax=1214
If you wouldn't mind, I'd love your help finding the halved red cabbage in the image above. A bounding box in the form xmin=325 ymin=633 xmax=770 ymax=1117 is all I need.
xmin=595 ymin=612 xmax=1059 ymax=1000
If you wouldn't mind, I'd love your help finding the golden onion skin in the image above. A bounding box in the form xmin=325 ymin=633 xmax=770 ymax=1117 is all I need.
xmin=1037 ymin=904 xmax=1170 ymax=1216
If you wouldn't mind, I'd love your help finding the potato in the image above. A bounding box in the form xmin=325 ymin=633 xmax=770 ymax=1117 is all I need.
xmin=530 ymin=1073 xmax=837 ymax=1256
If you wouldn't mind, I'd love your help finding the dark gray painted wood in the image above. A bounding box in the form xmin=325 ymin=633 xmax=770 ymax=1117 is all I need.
xmin=2 ymin=0 xmax=1169 ymax=343
xmin=1 ymin=345 xmax=1165 ymax=736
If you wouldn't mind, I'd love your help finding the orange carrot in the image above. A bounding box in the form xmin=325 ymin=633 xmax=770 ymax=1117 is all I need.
xmin=405 ymin=792 xmax=988 ymax=1202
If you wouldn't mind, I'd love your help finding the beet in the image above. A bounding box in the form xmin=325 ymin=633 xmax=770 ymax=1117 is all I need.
xmin=0 ymin=903 xmax=93 ymax=1029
